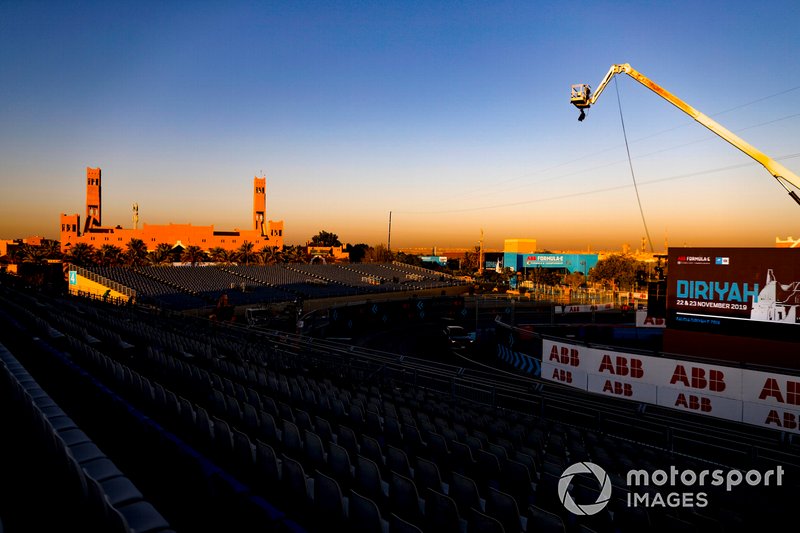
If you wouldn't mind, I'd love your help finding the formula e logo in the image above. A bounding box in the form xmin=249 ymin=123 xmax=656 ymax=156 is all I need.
xmin=676 ymin=256 xmax=711 ymax=265
xmin=558 ymin=462 xmax=612 ymax=515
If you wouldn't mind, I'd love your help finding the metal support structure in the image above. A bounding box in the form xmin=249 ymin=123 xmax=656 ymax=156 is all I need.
xmin=572 ymin=63 xmax=800 ymax=205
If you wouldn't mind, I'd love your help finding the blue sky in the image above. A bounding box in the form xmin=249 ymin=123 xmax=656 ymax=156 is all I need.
xmin=1 ymin=0 xmax=799 ymax=250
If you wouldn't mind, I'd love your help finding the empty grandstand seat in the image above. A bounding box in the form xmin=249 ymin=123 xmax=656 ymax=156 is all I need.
xmin=254 ymin=440 xmax=281 ymax=496
xmin=303 ymin=429 xmax=327 ymax=473
xmin=348 ymin=490 xmax=388 ymax=533
xmin=312 ymin=469 xmax=346 ymax=529
xmin=414 ymin=456 xmax=446 ymax=495
xmin=355 ymin=455 xmax=389 ymax=511
xmin=449 ymin=471 xmax=484 ymax=518
xmin=486 ymin=486 xmax=527 ymax=533
xmin=386 ymin=444 xmax=412 ymax=479
xmin=280 ymin=454 xmax=312 ymax=516
xmin=424 ymin=487 xmax=464 ymax=533
xmin=388 ymin=471 xmax=424 ymax=527
xmin=327 ymin=440 xmax=353 ymax=476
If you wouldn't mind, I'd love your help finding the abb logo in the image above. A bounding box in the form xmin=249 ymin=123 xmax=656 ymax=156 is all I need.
xmin=549 ymin=345 xmax=580 ymax=367
xmin=759 ymin=378 xmax=800 ymax=406
xmin=598 ymin=354 xmax=643 ymax=378
xmin=670 ymin=365 xmax=726 ymax=393
xmin=765 ymin=409 xmax=800 ymax=430
xmin=602 ymin=380 xmax=633 ymax=397
xmin=551 ymin=368 xmax=573 ymax=384
xmin=675 ymin=393 xmax=712 ymax=412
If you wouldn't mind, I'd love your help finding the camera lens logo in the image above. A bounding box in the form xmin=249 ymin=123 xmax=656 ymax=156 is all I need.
xmin=558 ymin=462 xmax=612 ymax=515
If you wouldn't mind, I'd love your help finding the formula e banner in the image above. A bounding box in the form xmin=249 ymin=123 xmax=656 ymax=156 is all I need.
xmin=667 ymin=248 xmax=800 ymax=335
xmin=542 ymin=338 xmax=800 ymax=432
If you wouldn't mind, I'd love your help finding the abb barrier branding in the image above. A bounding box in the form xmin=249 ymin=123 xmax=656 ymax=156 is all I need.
xmin=636 ymin=310 xmax=666 ymax=328
xmin=543 ymin=339 xmax=800 ymax=434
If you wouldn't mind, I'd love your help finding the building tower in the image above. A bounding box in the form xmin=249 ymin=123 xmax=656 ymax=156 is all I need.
xmin=253 ymin=176 xmax=266 ymax=235
xmin=85 ymin=167 xmax=102 ymax=232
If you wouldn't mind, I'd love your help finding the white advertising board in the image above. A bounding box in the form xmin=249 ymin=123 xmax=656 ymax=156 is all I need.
xmin=742 ymin=402 xmax=800 ymax=434
xmin=541 ymin=338 xmax=800 ymax=432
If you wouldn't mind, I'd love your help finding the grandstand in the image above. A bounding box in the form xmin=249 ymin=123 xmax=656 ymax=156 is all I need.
xmin=1 ymin=274 xmax=798 ymax=532
xmin=68 ymin=262 xmax=466 ymax=312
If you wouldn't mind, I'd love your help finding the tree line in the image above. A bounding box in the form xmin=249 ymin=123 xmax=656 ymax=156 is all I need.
xmin=3 ymin=232 xmax=660 ymax=292
xmin=3 ymin=231 xmax=423 ymax=269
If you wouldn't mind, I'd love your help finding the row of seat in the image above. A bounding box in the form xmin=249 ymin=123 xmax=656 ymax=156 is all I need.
xmin=106 ymin=317 xmax=663 ymax=532
xmin=87 ymin=312 xmax=744 ymax=532
xmin=71 ymin=334 xmax=549 ymax=532
xmin=7 ymin=284 xmax=799 ymax=532
xmin=81 ymin=262 xmax=462 ymax=310
xmin=89 ymin=265 xmax=207 ymax=309
xmin=0 ymin=287 xmax=310 ymax=533
xmin=0 ymin=342 xmax=172 ymax=533
xmin=138 ymin=314 xmax=796 ymax=532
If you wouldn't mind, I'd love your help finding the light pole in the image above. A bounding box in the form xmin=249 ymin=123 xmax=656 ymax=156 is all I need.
xmin=387 ymin=211 xmax=392 ymax=255
xmin=475 ymin=293 xmax=479 ymax=341
xmin=580 ymin=259 xmax=587 ymax=303
xmin=523 ymin=264 xmax=527 ymax=292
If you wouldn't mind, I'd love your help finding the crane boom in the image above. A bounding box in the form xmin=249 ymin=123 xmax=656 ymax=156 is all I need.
xmin=571 ymin=63 xmax=800 ymax=206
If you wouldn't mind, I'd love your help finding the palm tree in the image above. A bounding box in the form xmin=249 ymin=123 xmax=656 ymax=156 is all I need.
xmin=149 ymin=243 xmax=175 ymax=265
xmin=97 ymin=244 xmax=124 ymax=267
xmin=8 ymin=244 xmax=26 ymax=264
xmin=208 ymin=246 xmax=227 ymax=263
xmin=283 ymin=245 xmax=307 ymax=264
xmin=125 ymin=238 xmax=149 ymax=267
xmin=237 ymin=241 xmax=256 ymax=265
xmin=220 ymin=248 xmax=237 ymax=265
xmin=42 ymin=239 xmax=62 ymax=260
xmin=258 ymin=245 xmax=280 ymax=265
xmin=64 ymin=242 xmax=97 ymax=266
xmin=181 ymin=245 xmax=207 ymax=266
xmin=21 ymin=244 xmax=48 ymax=264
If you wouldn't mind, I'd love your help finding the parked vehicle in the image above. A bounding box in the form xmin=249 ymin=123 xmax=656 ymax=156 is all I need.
xmin=443 ymin=325 xmax=475 ymax=349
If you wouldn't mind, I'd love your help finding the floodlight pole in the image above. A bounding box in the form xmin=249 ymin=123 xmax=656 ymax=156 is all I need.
xmin=387 ymin=211 xmax=392 ymax=255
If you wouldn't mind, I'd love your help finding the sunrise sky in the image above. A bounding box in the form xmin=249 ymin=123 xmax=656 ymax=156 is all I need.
xmin=2 ymin=0 xmax=799 ymax=251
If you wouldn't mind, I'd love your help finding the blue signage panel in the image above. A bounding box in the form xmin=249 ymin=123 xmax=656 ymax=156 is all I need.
xmin=504 ymin=253 xmax=599 ymax=273
xmin=69 ymin=271 xmax=77 ymax=285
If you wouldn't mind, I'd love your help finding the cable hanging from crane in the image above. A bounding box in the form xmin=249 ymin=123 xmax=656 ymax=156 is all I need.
xmin=614 ymin=77 xmax=655 ymax=253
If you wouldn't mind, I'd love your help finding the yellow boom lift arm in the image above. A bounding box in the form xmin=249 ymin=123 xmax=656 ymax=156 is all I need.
xmin=571 ymin=63 xmax=800 ymax=206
